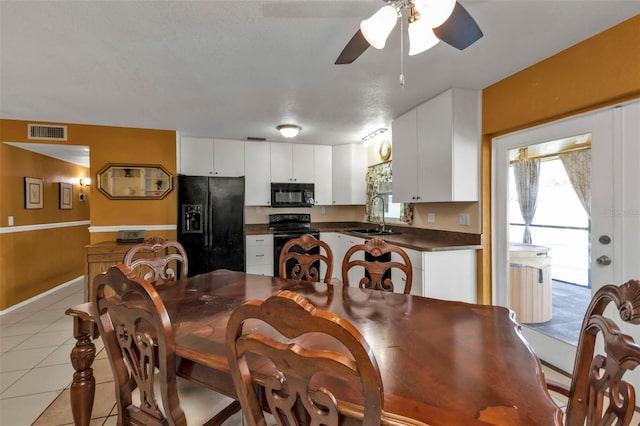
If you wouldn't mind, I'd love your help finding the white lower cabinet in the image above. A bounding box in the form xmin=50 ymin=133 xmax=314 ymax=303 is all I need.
xmin=319 ymin=232 xmax=337 ymax=281
xmin=319 ymin=233 xmax=476 ymax=301
xmin=336 ymin=234 xmax=366 ymax=286
xmin=321 ymin=232 xmax=365 ymax=284
xmin=422 ymin=250 xmax=477 ymax=303
xmin=245 ymin=234 xmax=273 ymax=276
xmin=392 ymin=247 xmax=423 ymax=296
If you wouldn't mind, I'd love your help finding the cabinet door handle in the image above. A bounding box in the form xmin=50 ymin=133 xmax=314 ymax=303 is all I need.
xmin=255 ymin=254 xmax=264 ymax=257
xmin=256 ymin=239 xmax=264 ymax=242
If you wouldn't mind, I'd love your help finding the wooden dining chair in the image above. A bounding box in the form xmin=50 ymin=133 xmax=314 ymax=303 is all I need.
xmin=278 ymin=233 xmax=334 ymax=283
xmin=93 ymin=264 xmax=240 ymax=426
xmin=226 ymin=290 xmax=383 ymax=426
xmin=124 ymin=238 xmax=188 ymax=284
xmin=342 ymin=238 xmax=413 ymax=294
xmin=546 ymin=279 xmax=640 ymax=425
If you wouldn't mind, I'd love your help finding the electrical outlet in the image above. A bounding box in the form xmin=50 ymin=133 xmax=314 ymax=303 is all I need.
xmin=321 ymin=207 xmax=326 ymax=214
xmin=256 ymin=207 xmax=261 ymax=214
xmin=427 ymin=213 xmax=435 ymax=223
xmin=8 ymin=216 xmax=14 ymax=226
xmin=459 ymin=213 xmax=470 ymax=226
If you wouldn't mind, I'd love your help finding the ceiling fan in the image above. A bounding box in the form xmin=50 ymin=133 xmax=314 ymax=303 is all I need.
xmin=335 ymin=0 xmax=483 ymax=64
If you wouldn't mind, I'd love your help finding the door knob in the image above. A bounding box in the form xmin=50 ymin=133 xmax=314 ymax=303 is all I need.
xmin=596 ymin=255 xmax=611 ymax=266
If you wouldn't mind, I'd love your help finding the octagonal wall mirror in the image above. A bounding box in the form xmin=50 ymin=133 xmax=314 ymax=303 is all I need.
xmin=97 ymin=164 xmax=173 ymax=199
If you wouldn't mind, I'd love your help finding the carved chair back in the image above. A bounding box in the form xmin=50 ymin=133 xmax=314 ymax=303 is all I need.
xmin=560 ymin=279 xmax=640 ymax=425
xmin=124 ymin=239 xmax=188 ymax=285
xmin=226 ymin=290 xmax=384 ymax=426
xmin=93 ymin=264 xmax=186 ymax=426
xmin=278 ymin=234 xmax=334 ymax=283
xmin=341 ymin=238 xmax=413 ymax=294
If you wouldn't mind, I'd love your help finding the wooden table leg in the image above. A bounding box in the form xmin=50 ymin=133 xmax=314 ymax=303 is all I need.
xmin=68 ymin=312 xmax=98 ymax=426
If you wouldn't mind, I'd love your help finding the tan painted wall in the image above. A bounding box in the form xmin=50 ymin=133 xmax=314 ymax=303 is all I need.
xmin=0 ymin=119 xmax=177 ymax=309
xmin=0 ymin=142 xmax=90 ymax=309
xmin=478 ymin=14 xmax=640 ymax=304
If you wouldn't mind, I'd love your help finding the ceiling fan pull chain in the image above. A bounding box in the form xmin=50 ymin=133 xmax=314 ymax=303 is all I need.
xmin=399 ymin=10 xmax=405 ymax=89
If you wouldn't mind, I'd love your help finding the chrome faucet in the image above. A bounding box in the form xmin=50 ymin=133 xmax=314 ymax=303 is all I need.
xmin=371 ymin=194 xmax=386 ymax=233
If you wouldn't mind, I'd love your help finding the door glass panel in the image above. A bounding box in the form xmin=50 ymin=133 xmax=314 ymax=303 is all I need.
xmin=507 ymin=134 xmax=591 ymax=346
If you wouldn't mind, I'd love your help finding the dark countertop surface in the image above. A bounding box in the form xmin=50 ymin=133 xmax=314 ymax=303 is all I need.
xmin=245 ymin=222 xmax=482 ymax=252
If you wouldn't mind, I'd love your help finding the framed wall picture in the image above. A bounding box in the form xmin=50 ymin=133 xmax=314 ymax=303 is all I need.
xmin=25 ymin=177 xmax=44 ymax=209
xmin=59 ymin=182 xmax=72 ymax=209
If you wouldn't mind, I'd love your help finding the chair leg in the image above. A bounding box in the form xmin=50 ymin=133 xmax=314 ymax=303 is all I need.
xmin=203 ymin=400 xmax=242 ymax=426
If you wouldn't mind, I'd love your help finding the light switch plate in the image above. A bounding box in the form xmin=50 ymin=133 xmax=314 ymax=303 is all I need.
xmin=459 ymin=214 xmax=470 ymax=226
xmin=427 ymin=213 xmax=435 ymax=223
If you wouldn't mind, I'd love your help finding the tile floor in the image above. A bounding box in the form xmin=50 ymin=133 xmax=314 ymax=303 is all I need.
xmin=0 ymin=278 xmax=634 ymax=425
xmin=0 ymin=279 xmax=246 ymax=426
xmin=525 ymin=280 xmax=591 ymax=346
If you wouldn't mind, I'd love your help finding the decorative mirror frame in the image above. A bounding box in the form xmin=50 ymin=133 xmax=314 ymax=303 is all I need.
xmin=96 ymin=164 xmax=173 ymax=200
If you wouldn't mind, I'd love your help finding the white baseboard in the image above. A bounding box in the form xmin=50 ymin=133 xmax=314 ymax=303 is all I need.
xmin=0 ymin=275 xmax=84 ymax=315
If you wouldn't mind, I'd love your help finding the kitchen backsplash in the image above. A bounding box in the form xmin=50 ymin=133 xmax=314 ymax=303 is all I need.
xmin=244 ymin=201 xmax=479 ymax=234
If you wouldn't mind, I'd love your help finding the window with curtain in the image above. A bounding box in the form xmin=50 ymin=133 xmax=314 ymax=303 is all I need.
xmin=365 ymin=161 xmax=413 ymax=225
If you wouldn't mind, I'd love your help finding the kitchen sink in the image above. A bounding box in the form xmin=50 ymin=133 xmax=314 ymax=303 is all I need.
xmin=347 ymin=228 xmax=401 ymax=237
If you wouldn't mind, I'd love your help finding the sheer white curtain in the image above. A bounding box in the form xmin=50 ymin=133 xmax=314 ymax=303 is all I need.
xmin=514 ymin=159 xmax=540 ymax=244
xmin=559 ymin=150 xmax=591 ymax=217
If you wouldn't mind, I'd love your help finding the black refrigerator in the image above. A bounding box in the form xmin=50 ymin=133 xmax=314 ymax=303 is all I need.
xmin=177 ymin=175 xmax=245 ymax=276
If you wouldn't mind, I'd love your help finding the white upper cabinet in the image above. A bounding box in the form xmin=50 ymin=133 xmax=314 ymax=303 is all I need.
xmin=179 ymin=136 xmax=214 ymax=176
xmin=332 ymin=144 xmax=366 ymax=205
xmin=392 ymin=88 xmax=480 ymax=202
xmin=390 ymin=109 xmax=418 ymax=203
xmin=270 ymin=143 xmax=314 ymax=183
xmin=313 ymin=145 xmax=332 ymax=205
xmin=244 ymin=141 xmax=271 ymax=206
xmin=213 ymin=139 xmax=245 ymax=176
xmin=179 ymin=137 xmax=244 ymax=177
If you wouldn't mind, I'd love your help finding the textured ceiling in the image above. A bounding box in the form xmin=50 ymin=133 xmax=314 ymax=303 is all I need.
xmin=1 ymin=0 xmax=639 ymax=154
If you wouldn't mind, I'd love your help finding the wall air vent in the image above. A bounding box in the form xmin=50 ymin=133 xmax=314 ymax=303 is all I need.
xmin=28 ymin=124 xmax=67 ymax=141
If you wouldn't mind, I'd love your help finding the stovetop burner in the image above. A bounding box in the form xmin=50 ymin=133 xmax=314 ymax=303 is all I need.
xmin=269 ymin=213 xmax=315 ymax=233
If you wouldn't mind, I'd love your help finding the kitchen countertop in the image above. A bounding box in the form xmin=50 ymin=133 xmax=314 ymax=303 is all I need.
xmin=245 ymin=222 xmax=482 ymax=252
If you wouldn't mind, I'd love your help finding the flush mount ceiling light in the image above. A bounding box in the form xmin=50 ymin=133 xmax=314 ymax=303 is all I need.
xmin=336 ymin=0 xmax=482 ymax=64
xmin=277 ymin=124 xmax=301 ymax=138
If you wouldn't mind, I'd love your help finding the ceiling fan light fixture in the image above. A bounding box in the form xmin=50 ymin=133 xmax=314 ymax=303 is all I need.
xmin=408 ymin=9 xmax=440 ymax=56
xmin=360 ymin=4 xmax=398 ymax=49
xmin=277 ymin=124 xmax=301 ymax=138
xmin=414 ymin=0 xmax=456 ymax=28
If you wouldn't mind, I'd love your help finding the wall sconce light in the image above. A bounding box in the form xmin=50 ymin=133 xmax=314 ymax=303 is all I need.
xmin=79 ymin=177 xmax=90 ymax=202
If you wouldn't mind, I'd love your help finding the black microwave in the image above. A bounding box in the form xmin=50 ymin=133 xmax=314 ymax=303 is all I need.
xmin=271 ymin=183 xmax=315 ymax=208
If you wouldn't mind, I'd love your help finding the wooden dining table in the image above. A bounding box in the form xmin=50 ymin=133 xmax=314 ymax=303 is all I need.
xmin=66 ymin=269 xmax=563 ymax=425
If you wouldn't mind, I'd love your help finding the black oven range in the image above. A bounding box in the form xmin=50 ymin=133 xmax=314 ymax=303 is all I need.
xmin=269 ymin=213 xmax=320 ymax=277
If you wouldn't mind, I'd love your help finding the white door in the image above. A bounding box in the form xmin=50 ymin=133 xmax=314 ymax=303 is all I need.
xmin=492 ymin=106 xmax=617 ymax=372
